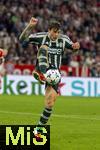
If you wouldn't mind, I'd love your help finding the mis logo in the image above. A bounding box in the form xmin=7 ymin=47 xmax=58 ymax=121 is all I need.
xmin=0 ymin=125 xmax=50 ymax=150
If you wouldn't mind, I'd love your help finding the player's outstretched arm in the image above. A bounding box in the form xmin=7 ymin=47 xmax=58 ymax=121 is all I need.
xmin=63 ymin=35 xmax=80 ymax=51
xmin=19 ymin=17 xmax=38 ymax=41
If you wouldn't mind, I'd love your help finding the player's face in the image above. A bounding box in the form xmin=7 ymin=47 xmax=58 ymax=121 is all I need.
xmin=48 ymin=28 xmax=60 ymax=41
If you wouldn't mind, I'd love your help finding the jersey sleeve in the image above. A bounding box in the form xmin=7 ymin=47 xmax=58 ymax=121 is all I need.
xmin=28 ymin=33 xmax=44 ymax=45
xmin=62 ymin=35 xmax=73 ymax=50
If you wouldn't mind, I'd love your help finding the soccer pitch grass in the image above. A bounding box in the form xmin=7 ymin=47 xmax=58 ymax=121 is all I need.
xmin=0 ymin=95 xmax=100 ymax=150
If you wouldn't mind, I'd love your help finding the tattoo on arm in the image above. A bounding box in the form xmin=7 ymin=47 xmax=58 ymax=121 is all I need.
xmin=19 ymin=25 xmax=34 ymax=41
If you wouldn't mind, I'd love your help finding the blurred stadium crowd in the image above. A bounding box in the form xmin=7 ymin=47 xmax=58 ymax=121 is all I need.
xmin=0 ymin=0 xmax=100 ymax=76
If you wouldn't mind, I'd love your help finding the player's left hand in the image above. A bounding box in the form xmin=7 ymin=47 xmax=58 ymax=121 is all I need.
xmin=72 ymin=42 xmax=80 ymax=50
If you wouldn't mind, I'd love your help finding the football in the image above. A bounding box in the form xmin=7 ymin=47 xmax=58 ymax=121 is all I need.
xmin=45 ymin=69 xmax=61 ymax=85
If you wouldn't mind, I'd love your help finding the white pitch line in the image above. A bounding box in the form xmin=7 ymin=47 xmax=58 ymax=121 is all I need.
xmin=0 ymin=110 xmax=100 ymax=121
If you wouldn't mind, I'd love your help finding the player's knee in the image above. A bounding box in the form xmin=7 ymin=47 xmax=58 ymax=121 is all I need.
xmin=38 ymin=45 xmax=48 ymax=58
xmin=40 ymin=45 xmax=48 ymax=50
xmin=38 ymin=45 xmax=48 ymax=57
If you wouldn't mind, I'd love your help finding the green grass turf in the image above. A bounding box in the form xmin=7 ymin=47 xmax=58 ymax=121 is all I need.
xmin=0 ymin=95 xmax=100 ymax=150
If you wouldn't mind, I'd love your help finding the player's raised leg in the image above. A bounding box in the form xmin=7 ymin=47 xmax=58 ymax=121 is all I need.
xmin=38 ymin=45 xmax=48 ymax=73
xmin=33 ymin=45 xmax=48 ymax=84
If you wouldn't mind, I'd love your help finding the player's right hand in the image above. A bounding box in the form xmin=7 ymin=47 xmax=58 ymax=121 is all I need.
xmin=29 ymin=17 xmax=38 ymax=27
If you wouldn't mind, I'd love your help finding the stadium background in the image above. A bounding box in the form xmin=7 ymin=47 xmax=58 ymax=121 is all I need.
xmin=0 ymin=0 xmax=100 ymax=150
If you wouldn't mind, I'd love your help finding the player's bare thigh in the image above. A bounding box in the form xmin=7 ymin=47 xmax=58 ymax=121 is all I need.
xmin=45 ymin=86 xmax=58 ymax=109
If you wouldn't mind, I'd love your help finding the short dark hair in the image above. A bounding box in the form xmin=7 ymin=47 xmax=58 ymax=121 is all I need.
xmin=48 ymin=20 xmax=61 ymax=30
